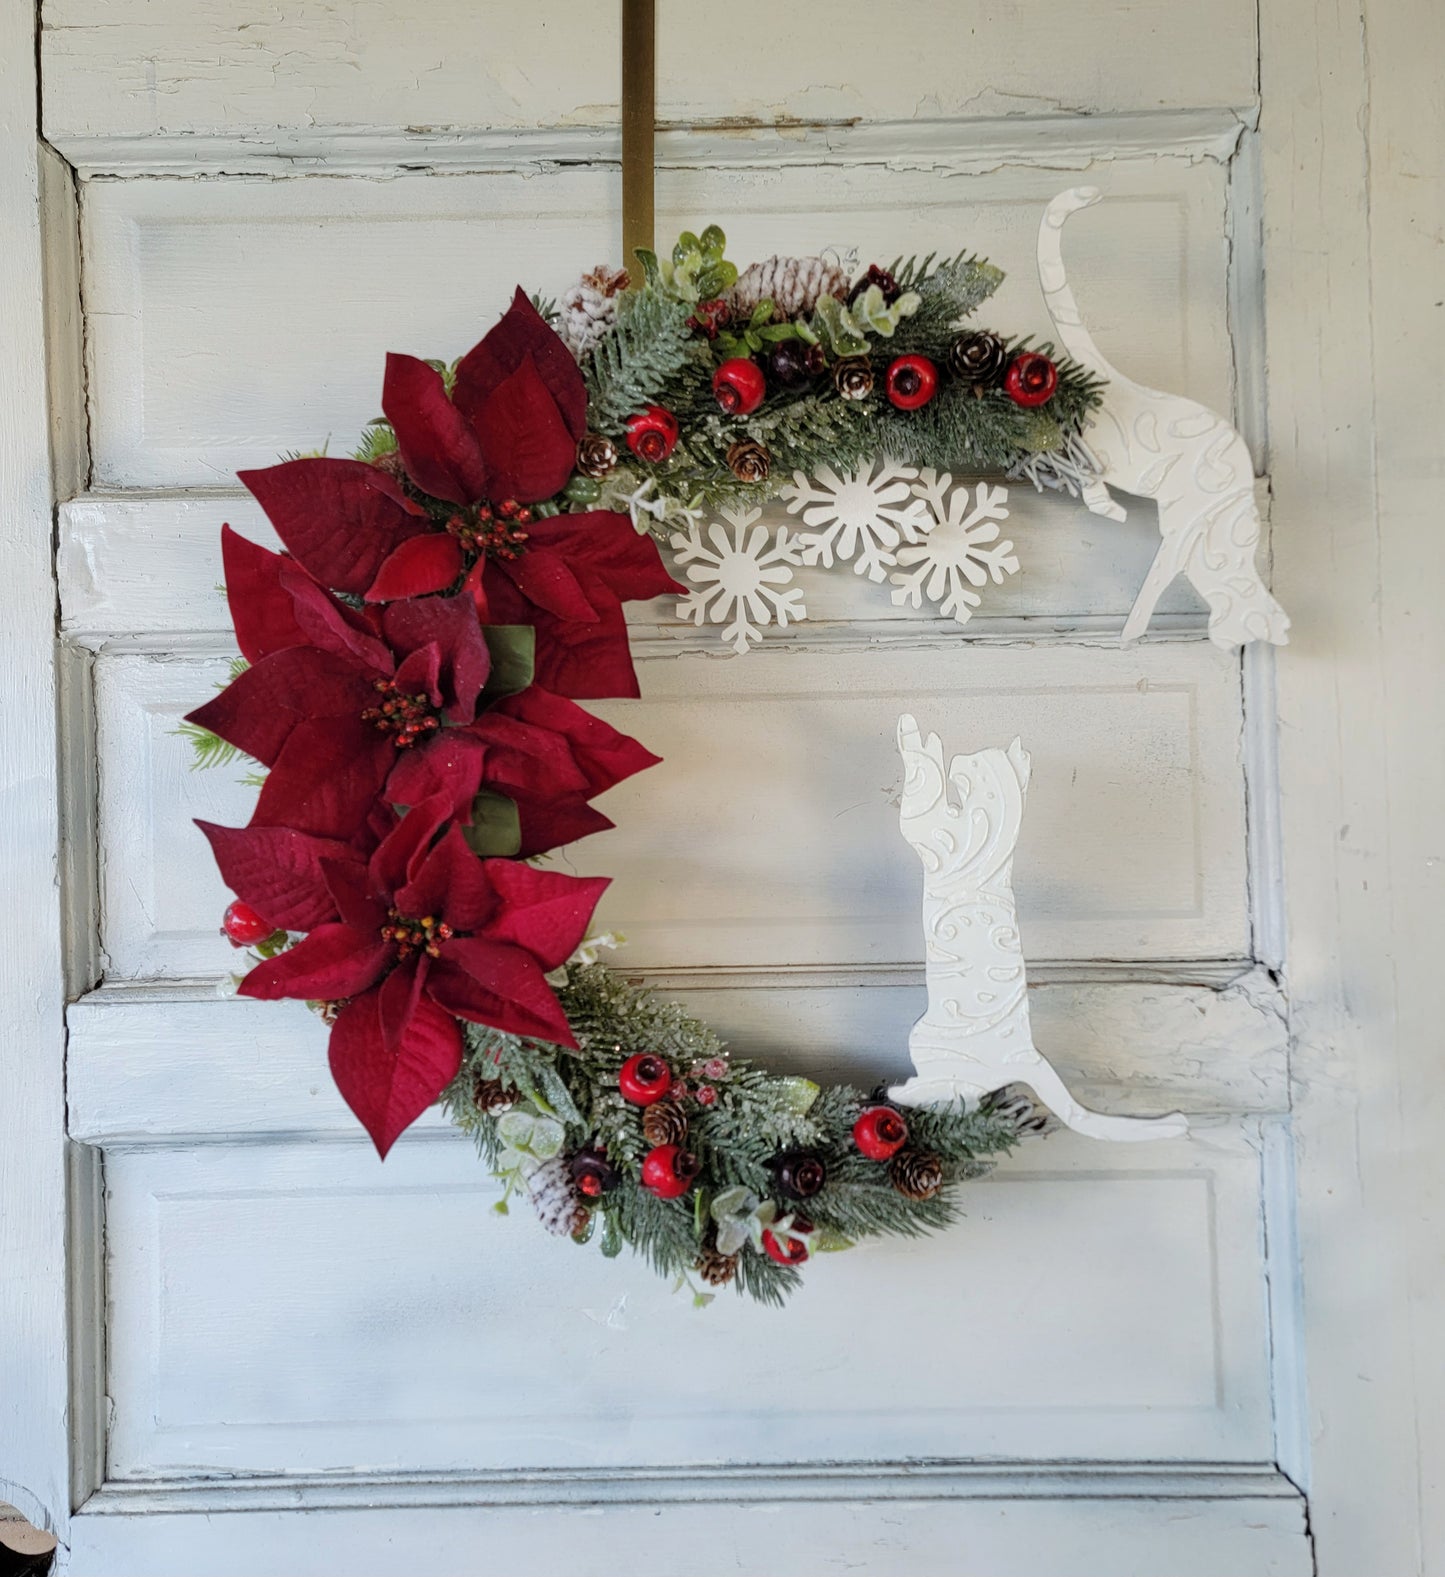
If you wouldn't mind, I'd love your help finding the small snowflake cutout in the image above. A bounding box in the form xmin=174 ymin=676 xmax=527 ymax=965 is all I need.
xmin=889 ymin=468 xmax=1019 ymax=625
xmin=779 ymin=461 xmax=932 ymax=583
xmin=670 ymin=507 xmax=808 ymax=654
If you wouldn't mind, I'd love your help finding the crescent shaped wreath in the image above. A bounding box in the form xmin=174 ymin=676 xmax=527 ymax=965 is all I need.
xmin=184 ymin=227 xmax=1096 ymax=1305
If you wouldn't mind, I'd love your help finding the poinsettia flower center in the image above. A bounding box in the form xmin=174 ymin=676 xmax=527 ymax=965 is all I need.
xmin=380 ymin=908 xmax=456 ymax=962
xmin=444 ymin=500 xmax=532 ymax=561
xmin=360 ymin=677 xmax=442 ymax=749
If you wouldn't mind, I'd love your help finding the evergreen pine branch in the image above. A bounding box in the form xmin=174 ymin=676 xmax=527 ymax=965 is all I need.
xmin=585 ymin=287 xmax=699 ymax=432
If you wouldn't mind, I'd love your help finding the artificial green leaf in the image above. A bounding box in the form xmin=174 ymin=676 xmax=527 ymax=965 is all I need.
xmin=600 ymin=1211 xmax=623 ymax=1258
xmin=699 ymin=223 xmax=726 ymax=257
xmin=749 ymin=300 xmax=775 ymax=329
xmin=693 ymin=1188 xmax=710 ymax=1239
xmin=756 ymin=323 xmax=799 ymax=342
xmin=813 ymin=1225 xmax=856 ymax=1253
xmin=529 ymin=1116 xmax=566 ymax=1161
xmin=702 ymin=258 xmax=737 ymax=294
xmin=673 ymin=231 xmax=701 ymax=266
xmin=634 ymin=247 xmax=662 ymax=287
xmin=572 ymin=1213 xmax=595 ymax=1245
xmin=776 ymin=1077 xmax=821 ymax=1116
xmin=479 ymin=624 xmax=535 ymax=697
xmin=813 ymin=294 xmax=868 ymax=357
xmin=692 ymin=1291 xmax=716 ymax=1309
xmin=461 ymin=791 xmax=522 ymax=858
xmin=564 ymin=475 xmax=602 ymax=504
xmin=496 ymin=1111 xmax=535 ymax=1146
xmin=794 ymin=318 xmax=820 ymax=346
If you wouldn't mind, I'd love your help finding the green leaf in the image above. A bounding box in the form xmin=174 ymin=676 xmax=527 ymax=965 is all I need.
xmin=813 ymin=294 xmax=868 ymax=357
xmin=813 ymin=1225 xmax=856 ymax=1253
xmin=480 ymin=624 xmax=535 ymax=697
xmin=776 ymin=1077 xmax=821 ymax=1116
xmin=755 ymin=323 xmax=799 ymax=343
xmin=461 ymin=791 xmax=522 ymax=858
xmin=748 ymin=300 xmax=775 ymax=329
xmin=634 ymin=248 xmax=663 ymax=287
xmin=673 ymin=231 xmax=701 ymax=266
xmin=600 ymin=1211 xmax=623 ymax=1258
xmin=699 ymin=223 xmax=726 ymax=257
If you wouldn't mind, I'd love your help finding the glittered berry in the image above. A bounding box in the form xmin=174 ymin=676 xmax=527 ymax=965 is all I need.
xmin=885 ymin=354 xmax=939 ymax=411
xmin=770 ymin=1149 xmax=826 ymax=1200
xmin=221 ymin=899 xmax=277 ymax=947
xmin=625 ymin=405 xmax=680 ymax=462
xmin=712 ymin=357 xmax=767 ymax=416
xmin=640 ymin=1144 xmax=700 ymax=1200
xmin=853 ymin=1105 xmax=909 ymax=1161
xmin=762 ymin=1216 xmax=814 ymax=1265
xmin=618 ymin=1053 xmax=674 ymax=1106
xmin=847 ymin=264 xmax=900 ymax=305
xmin=569 ymin=1147 xmax=620 ymax=1198
xmin=1003 ymin=352 xmax=1059 ymax=408
xmin=766 ymin=341 xmax=810 ymax=388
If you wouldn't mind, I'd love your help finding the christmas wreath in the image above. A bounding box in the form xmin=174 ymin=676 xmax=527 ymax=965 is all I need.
xmin=185 ymin=227 xmax=1082 ymax=1304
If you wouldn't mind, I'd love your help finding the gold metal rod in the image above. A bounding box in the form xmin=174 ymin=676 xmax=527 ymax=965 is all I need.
xmin=620 ymin=0 xmax=656 ymax=282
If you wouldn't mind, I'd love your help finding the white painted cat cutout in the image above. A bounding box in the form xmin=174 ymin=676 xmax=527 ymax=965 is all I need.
xmin=888 ymin=716 xmax=1187 ymax=1142
xmin=1038 ymin=186 xmax=1290 ymax=648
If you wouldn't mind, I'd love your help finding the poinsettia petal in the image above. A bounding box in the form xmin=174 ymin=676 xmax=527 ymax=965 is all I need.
xmin=476 ymin=860 xmax=608 ymax=969
xmin=494 ymin=547 xmax=599 ymax=623
xmin=516 ymin=798 xmax=615 ymax=858
xmin=529 ymin=598 xmax=642 ymax=700
xmin=453 ymin=287 xmax=588 ymax=443
xmin=493 ymin=686 xmax=661 ymax=793
xmin=385 ymin=732 xmax=486 ymax=820
xmin=465 ymin=712 xmax=592 ymax=796
xmin=377 ymin=953 xmax=430 ymax=1059
xmin=239 ymin=923 xmax=390 ymax=1002
xmin=186 ymin=648 xmax=373 ymax=766
xmin=393 ymin=822 xmax=485 ymax=928
xmin=472 ymin=356 xmax=579 ymax=504
xmin=220 ymin=526 xmax=313 ymax=663
xmin=240 ymin=458 xmax=428 ymax=595
xmin=249 ymin=717 xmax=395 ymax=839
xmin=393 ymin=640 xmax=443 ymax=708
xmin=365 ymin=532 xmax=465 ymax=603
xmin=382 ymin=353 xmax=489 ymax=506
xmin=530 ymin=510 xmax=686 ymax=601
xmin=278 ymin=560 xmax=393 ymax=671
xmin=429 ymin=941 xmax=577 ymax=1047
xmin=367 ymin=791 xmax=452 ymax=895
xmin=197 ymin=820 xmax=354 ymax=931
xmin=381 ymin=593 xmax=491 ymax=722
xmin=320 ymin=855 xmax=388 ymax=933
xmin=328 ymin=989 xmax=462 ymax=1158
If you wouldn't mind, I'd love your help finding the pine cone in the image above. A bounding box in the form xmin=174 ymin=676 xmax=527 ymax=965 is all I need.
xmin=889 ymin=1147 xmax=945 ymax=1201
xmin=527 ymin=1156 xmax=589 ymax=1237
xmin=728 ymin=255 xmax=850 ymax=323
xmin=832 ymin=356 xmax=875 ymax=401
xmin=726 ymin=439 xmax=771 ymax=484
xmin=985 ymin=1086 xmax=1055 ymax=1137
xmin=471 ymin=1074 xmax=514 ymax=1115
xmin=641 ymin=1099 xmax=688 ymax=1149
xmin=695 ymin=1243 xmax=739 ymax=1287
xmin=575 ymin=432 xmax=619 ymax=478
xmin=558 ymin=264 xmax=629 ymax=358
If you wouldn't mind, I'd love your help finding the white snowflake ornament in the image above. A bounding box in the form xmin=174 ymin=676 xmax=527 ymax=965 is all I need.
xmin=889 ymin=468 xmax=1019 ymax=625
xmin=779 ymin=461 xmax=932 ymax=583
xmin=670 ymin=507 xmax=808 ymax=654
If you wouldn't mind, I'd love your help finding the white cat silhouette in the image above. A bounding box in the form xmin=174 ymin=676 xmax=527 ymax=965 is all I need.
xmin=1038 ymin=187 xmax=1290 ymax=648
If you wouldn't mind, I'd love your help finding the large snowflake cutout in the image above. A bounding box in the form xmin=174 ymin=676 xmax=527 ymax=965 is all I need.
xmin=889 ymin=468 xmax=1019 ymax=625
xmin=779 ymin=461 xmax=932 ymax=583
xmin=670 ymin=507 xmax=808 ymax=654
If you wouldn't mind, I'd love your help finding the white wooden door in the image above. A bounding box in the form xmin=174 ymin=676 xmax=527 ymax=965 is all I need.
xmin=2 ymin=3 xmax=1440 ymax=1573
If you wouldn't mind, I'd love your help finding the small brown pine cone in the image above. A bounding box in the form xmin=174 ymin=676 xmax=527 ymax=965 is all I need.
xmin=889 ymin=1147 xmax=945 ymax=1201
xmin=641 ymin=1099 xmax=688 ymax=1149
xmin=832 ymin=356 xmax=875 ymax=401
xmin=695 ymin=1243 xmax=739 ymax=1287
xmin=471 ymin=1075 xmax=514 ymax=1115
xmin=575 ymin=432 xmax=619 ymax=479
xmin=726 ymin=438 xmax=771 ymax=484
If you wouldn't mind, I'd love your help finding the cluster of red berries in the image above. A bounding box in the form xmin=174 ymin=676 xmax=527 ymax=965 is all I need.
xmin=379 ymin=908 xmax=453 ymax=961
xmin=361 ymin=676 xmax=441 ymax=749
xmin=443 ymin=499 xmax=532 ymax=560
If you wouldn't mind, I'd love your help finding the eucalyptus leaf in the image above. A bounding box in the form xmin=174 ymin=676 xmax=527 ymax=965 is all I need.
xmin=496 ymin=1111 xmax=536 ymax=1146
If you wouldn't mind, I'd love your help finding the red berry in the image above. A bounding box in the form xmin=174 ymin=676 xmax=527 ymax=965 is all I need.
xmin=640 ymin=1144 xmax=700 ymax=1200
xmin=221 ymin=899 xmax=277 ymax=947
xmin=762 ymin=1217 xmax=813 ymax=1265
xmin=1003 ymin=352 xmax=1059 ymax=408
xmin=625 ymin=405 xmax=680 ymax=463
xmin=885 ymin=355 xmax=939 ymax=411
xmin=712 ymin=357 xmax=767 ymax=416
xmin=618 ymin=1053 xmax=674 ymax=1106
xmin=853 ymin=1105 xmax=909 ymax=1161
xmin=696 ymin=1084 xmax=718 ymax=1107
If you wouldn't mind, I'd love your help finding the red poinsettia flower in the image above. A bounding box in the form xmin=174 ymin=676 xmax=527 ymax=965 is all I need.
xmin=187 ymin=527 xmax=656 ymax=842
xmin=236 ymin=808 xmax=607 ymax=1155
xmin=236 ymin=290 xmax=682 ymax=699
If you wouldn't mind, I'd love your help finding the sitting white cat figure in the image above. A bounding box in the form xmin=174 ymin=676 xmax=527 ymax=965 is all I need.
xmin=1037 ymin=186 xmax=1290 ymax=649
xmin=888 ymin=715 xmax=1188 ymax=1142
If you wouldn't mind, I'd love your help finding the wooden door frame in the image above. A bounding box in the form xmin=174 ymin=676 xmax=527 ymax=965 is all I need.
xmin=3 ymin=0 xmax=1442 ymax=1568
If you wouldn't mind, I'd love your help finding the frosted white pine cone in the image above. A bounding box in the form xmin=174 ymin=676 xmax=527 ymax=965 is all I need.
xmin=987 ymin=1086 xmax=1056 ymax=1137
xmin=558 ymin=264 xmax=630 ymax=358
xmin=527 ymin=1155 xmax=589 ymax=1237
xmin=728 ymin=255 xmax=850 ymax=323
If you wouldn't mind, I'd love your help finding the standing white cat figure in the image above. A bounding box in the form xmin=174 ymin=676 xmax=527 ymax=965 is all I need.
xmin=1038 ymin=186 xmax=1290 ymax=648
xmin=888 ymin=715 xmax=1187 ymax=1142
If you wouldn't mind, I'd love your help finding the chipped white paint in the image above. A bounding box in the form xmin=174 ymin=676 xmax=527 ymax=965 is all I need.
xmin=889 ymin=718 xmax=1187 ymax=1140
xmin=1038 ymin=188 xmax=1289 ymax=648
